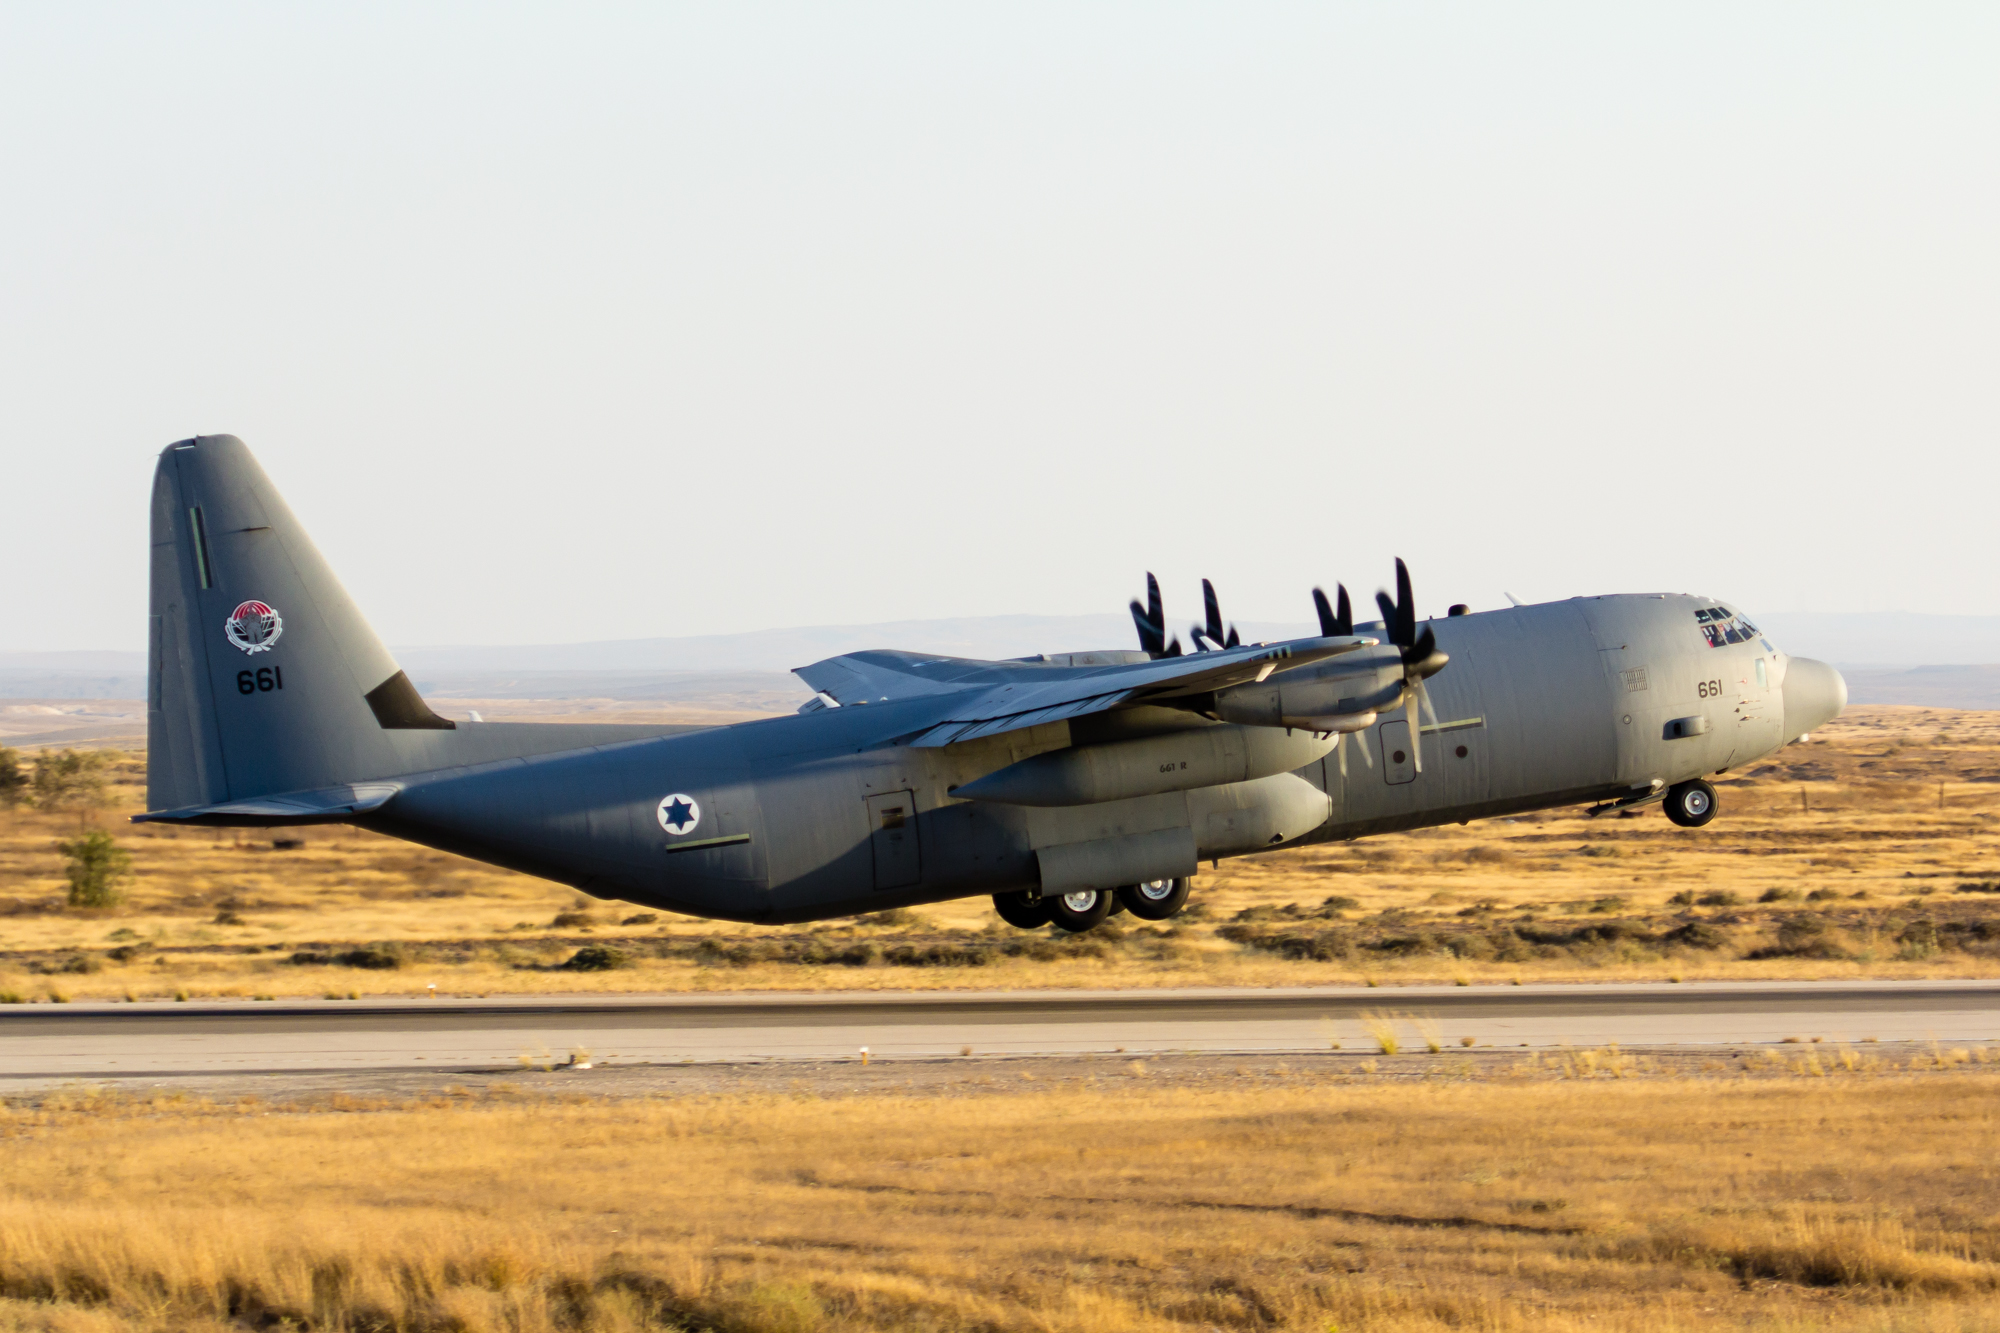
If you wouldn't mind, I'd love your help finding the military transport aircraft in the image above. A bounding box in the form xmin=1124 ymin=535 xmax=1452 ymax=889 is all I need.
xmin=140 ymin=436 xmax=1848 ymax=931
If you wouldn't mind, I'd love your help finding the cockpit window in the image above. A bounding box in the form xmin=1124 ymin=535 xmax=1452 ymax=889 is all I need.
xmin=1694 ymin=604 xmax=1759 ymax=649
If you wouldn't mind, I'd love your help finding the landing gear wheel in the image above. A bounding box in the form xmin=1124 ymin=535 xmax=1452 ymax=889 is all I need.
xmin=1663 ymin=778 xmax=1718 ymax=828
xmin=992 ymin=891 xmax=1053 ymax=930
xmin=1117 ymin=877 xmax=1191 ymax=921
xmin=1047 ymin=888 xmax=1112 ymax=932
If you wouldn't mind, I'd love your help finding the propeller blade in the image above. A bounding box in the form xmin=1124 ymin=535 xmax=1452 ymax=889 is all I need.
xmin=1225 ymin=625 xmax=1239 ymax=648
xmin=1312 ymin=587 xmax=1336 ymax=638
xmin=1417 ymin=676 xmax=1441 ymax=733
xmin=1164 ymin=635 xmax=1183 ymax=658
xmin=1202 ymin=579 xmax=1224 ymax=647
xmin=1394 ymin=557 xmax=1414 ymax=645
xmin=1337 ymin=732 xmax=1346 ymax=781
xmin=1130 ymin=572 xmax=1168 ymax=657
xmin=1128 ymin=599 xmax=1160 ymax=656
xmin=1405 ymin=690 xmax=1423 ymax=774
xmin=1410 ymin=624 xmax=1436 ymax=668
xmin=1374 ymin=589 xmax=1400 ymax=641
xmin=1336 ymin=585 xmax=1353 ymax=637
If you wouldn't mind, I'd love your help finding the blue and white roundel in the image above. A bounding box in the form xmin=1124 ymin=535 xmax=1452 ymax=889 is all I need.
xmin=656 ymin=793 xmax=701 ymax=836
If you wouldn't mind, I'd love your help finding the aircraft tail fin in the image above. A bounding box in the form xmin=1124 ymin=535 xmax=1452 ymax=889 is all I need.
xmin=146 ymin=435 xmax=453 ymax=813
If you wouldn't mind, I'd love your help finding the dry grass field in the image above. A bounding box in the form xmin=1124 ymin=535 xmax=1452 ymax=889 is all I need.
xmin=3 ymin=705 xmax=2000 ymax=999
xmin=0 ymin=1060 xmax=1997 ymax=1332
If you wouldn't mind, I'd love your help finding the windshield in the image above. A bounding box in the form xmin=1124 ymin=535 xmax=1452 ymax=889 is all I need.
xmin=1693 ymin=603 xmax=1761 ymax=649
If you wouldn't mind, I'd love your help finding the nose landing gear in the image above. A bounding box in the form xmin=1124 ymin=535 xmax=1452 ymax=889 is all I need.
xmin=1663 ymin=778 xmax=1718 ymax=828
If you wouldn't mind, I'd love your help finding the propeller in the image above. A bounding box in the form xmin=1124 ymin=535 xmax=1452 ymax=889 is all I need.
xmin=1128 ymin=572 xmax=1183 ymax=659
xmin=1372 ymin=557 xmax=1451 ymax=773
xmin=1311 ymin=584 xmax=1353 ymax=638
xmin=1190 ymin=578 xmax=1240 ymax=652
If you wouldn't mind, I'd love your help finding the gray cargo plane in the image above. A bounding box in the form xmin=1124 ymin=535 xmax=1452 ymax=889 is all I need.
xmin=139 ymin=436 xmax=1847 ymax=930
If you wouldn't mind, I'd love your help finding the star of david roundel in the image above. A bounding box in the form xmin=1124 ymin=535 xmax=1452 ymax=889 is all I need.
xmin=656 ymin=793 xmax=701 ymax=836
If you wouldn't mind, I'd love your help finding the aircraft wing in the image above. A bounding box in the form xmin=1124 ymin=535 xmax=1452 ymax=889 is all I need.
xmin=796 ymin=637 xmax=1372 ymax=748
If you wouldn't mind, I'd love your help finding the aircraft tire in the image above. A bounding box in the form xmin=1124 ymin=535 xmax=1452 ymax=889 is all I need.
xmin=1118 ymin=877 xmax=1191 ymax=921
xmin=992 ymin=891 xmax=1053 ymax=930
xmin=1047 ymin=888 xmax=1113 ymax=933
xmin=1663 ymin=778 xmax=1719 ymax=828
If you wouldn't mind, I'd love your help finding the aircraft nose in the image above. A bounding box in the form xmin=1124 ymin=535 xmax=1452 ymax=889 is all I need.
xmin=1782 ymin=656 xmax=1847 ymax=741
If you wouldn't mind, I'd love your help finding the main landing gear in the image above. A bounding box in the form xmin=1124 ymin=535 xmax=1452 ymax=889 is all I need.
xmin=991 ymin=878 xmax=1192 ymax=933
xmin=1663 ymin=778 xmax=1718 ymax=828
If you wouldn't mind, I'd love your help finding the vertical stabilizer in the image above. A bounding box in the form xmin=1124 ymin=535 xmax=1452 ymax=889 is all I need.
xmin=147 ymin=436 xmax=451 ymax=812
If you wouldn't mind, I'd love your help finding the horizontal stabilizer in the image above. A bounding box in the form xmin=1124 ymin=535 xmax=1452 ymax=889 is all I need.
xmin=134 ymin=781 xmax=401 ymax=827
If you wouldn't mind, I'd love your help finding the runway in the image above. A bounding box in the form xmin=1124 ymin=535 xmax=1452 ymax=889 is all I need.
xmin=2 ymin=980 xmax=1996 ymax=1082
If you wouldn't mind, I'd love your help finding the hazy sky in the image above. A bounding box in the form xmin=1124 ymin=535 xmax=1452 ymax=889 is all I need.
xmin=3 ymin=4 xmax=1996 ymax=652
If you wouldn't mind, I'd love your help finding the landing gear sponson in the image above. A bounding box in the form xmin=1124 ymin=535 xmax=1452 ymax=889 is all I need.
xmin=993 ymin=877 xmax=1192 ymax=933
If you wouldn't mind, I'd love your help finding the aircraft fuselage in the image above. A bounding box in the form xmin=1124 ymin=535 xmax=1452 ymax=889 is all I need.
xmin=365 ymin=593 xmax=1837 ymax=924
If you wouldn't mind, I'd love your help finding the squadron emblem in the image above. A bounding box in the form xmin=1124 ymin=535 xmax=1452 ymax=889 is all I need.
xmin=656 ymin=793 xmax=701 ymax=836
xmin=224 ymin=600 xmax=284 ymax=654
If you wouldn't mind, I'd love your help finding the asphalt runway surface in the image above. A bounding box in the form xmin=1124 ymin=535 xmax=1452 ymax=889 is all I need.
xmin=2 ymin=981 xmax=1996 ymax=1085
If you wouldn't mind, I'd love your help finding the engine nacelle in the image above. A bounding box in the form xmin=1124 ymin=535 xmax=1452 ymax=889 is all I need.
xmin=950 ymin=723 xmax=1336 ymax=807
xmin=1213 ymin=660 xmax=1405 ymax=732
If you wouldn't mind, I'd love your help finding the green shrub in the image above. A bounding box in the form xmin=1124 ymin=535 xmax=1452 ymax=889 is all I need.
xmin=32 ymin=750 xmax=110 ymax=813
xmin=56 ymin=830 xmax=130 ymax=908
xmin=1897 ymin=920 xmax=1940 ymax=960
xmin=0 ymin=746 xmax=25 ymax=809
xmin=561 ymin=945 xmax=633 ymax=972
xmin=1697 ymin=891 xmax=1742 ymax=907
xmin=294 ymin=945 xmax=405 ymax=970
xmin=1746 ymin=916 xmax=1849 ymax=961
xmin=1664 ymin=921 xmax=1729 ymax=950
xmin=1758 ymin=887 xmax=1800 ymax=904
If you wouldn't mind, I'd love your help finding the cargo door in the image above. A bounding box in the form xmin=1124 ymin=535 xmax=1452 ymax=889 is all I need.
xmin=865 ymin=790 xmax=922 ymax=889
xmin=1378 ymin=719 xmax=1417 ymax=786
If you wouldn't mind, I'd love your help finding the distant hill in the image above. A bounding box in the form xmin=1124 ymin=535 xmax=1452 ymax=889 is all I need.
xmin=1834 ymin=666 xmax=2000 ymax=711
xmin=387 ymin=614 xmax=1318 ymax=674
xmin=1753 ymin=612 xmax=2000 ymax=668
xmin=16 ymin=609 xmax=2000 ymax=708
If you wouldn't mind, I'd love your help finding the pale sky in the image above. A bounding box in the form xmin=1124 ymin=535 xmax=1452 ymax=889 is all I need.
xmin=3 ymin=4 xmax=1996 ymax=652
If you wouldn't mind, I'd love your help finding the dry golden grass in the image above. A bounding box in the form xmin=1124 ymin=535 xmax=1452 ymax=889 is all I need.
xmin=0 ymin=1065 xmax=1997 ymax=1331
xmin=5 ymin=705 xmax=2000 ymax=999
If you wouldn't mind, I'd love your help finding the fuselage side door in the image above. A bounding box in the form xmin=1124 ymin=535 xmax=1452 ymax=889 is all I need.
xmin=865 ymin=790 xmax=922 ymax=890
